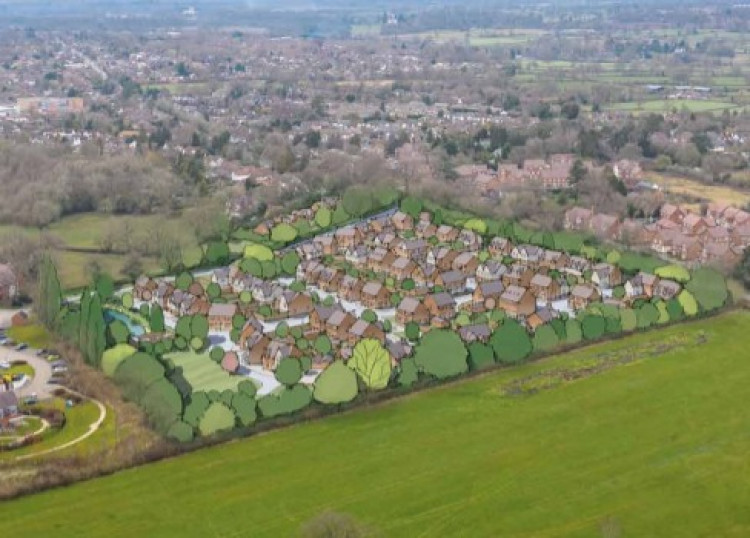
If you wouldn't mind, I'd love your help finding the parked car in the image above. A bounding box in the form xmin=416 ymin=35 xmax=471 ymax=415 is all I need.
xmin=2 ymin=339 xmax=14 ymax=346
xmin=15 ymin=343 xmax=27 ymax=351
xmin=0 ymin=361 xmax=10 ymax=369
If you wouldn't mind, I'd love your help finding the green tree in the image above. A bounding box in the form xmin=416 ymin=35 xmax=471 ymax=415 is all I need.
xmin=167 ymin=421 xmax=194 ymax=443
xmin=655 ymin=264 xmax=691 ymax=283
xmin=198 ymin=403 xmax=236 ymax=436
xmin=150 ymin=304 xmax=165 ymax=332
xmin=532 ymin=324 xmax=560 ymax=353
xmin=686 ymin=267 xmax=728 ymax=312
xmin=349 ymin=339 xmax=392 ymax=390
xmin=175 ymin=272 xmax=194 ymax=291
xmin=314 ymin=335 xmax=332 ymax=355
xmin=581 ymin=314 xmax=606 ymax=340
xmin=620 ymin=308 xmax=637 ymax=332
xmin=122 ymin=292 xmax=134 ymax=310
xmin=342 ymin=186 xmax=374 ymax=217
xmin=204 ymin=241 xmax=230 ymax=265
xmin=404 ymin=321 xmax=420 ymax=341
xmin=314 ymin=207 xmax=332 ymax=228
xmin=413 ymin=330 xmax=468 ymax=378
xmin=467 ymin=342 xmax=495 ymax=370
xmin=565 ymin=318 xmax=583 ymax=345
xmin=271 ymin=223 xmax=298 ymax=243
xmin=400 ymin=196 xmax=423 ymax=219
xmin=107 ymin=320 xmax=130 ymax=345
xmin=183 ymin=392 xmax=210 ymax=427
xmin=313 ymin=361 xmax=359 ymax=404
xmin=37 ymin=253 xmax=62 ymax=329
xmin=491 ymin=319 xmax=532 ymax=364
xmin=275 ymin=358 xmax=303 ymax=386
xmin=231 ymin=392 xmax=258 ymax=427
xmin=281 ymin=251 xmax=301 ymax=275
xmin=636 ymin=303 xmax=659 ymax=329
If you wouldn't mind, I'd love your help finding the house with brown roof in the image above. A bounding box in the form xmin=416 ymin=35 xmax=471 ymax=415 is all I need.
xmin=502 ymin=264 xmax=534 ymax=288
xmin=415 ymin=221 xmax=438 ymax=239
xmin=325 ymin=310 xmax=357 ymax=341
xmin=396 ymin=297 xmax=431 ymax=325
xmin=565 ymin=256 xmax=591 ymax=278
xmin=313 ymin=235 xmax=337 ymax=256
xmin=424 ymin=292 xmax=456 ymax=318
xmin=432 ymin=247 xmax=459 ymax=271
xmin=240 ymin=330 xmax=270 ymax=366
xmin=334 ymin=227 xmax=362 ymax=251
xmin=278 ymin=292 xmax=313 ymax=318
xmin=682 ymin=214 xmax=707 ymax=236
xmin=660 ymin=204 xmax=685 ymax=224
xmin=262 ymin=341 xmax=301 ymax=371
xmin=488 ymin=236 xmax=512 ymax=257
xmin=527 ymin=307 xmax=558 ymax=332
xmin=367 ymin=247 xmax=395 ymax=272
xmin=360 ymin=281 xmax=390 ymax=309
xmin=390 ymin=257 xmax=418 ymax=281
xmin=347 ymin=320 xmax=386 ymax=346
xmin=435 ymin=271 xmax=467 ymax=293
xmin=591 ymin=263 xmax=623 ymax=289
xmin=393 ymin=239 xmax=428 ymax=259
xmin=458 ymin=324 xmax=492 ymax=344
xmin=436 ymin=225 xmax=459 ymax=243
xmin=530 ymin=274 xmax=562 ymax=303
xmin=568 ymin=285 xmax=600 ymax=311
xmin=339 ymin=275 xmax=364 ymax=302
xmin=391 ymin=211 xmax=414 ymax=231
xmin=498 ymin=285 xmax=536 ymax=319
xmin=208 ymin=303 xmax=238 ymax=331
xmin=511 ymin=245 xmax=545 ymax=264
xmin=452 ymin=252 xmax=479 ymax=275
xmin=318 ymin=268 xmax=344 ymax=293
xmin=309 ymin=305 xmax=335 ymax=333
xmin=472 ymin=281 xmax=506 ymax=311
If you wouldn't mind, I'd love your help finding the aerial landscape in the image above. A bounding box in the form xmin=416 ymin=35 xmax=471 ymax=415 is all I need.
xmin=0 ymin=0 xmax=750 ymax=536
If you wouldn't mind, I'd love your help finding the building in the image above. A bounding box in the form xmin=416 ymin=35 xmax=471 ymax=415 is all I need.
xmin=0 ymin=391 xmax=18 ymax=418
xmin=208 ymin=303 xmax=238 ymax=331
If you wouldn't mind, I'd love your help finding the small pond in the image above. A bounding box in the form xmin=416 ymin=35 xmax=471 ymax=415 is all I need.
xmin=104 ymin=309 xmax=146 ymax=337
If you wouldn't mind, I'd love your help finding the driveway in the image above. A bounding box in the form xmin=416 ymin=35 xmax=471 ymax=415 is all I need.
xmin=1 ymin=347 xmax=58 ymax=400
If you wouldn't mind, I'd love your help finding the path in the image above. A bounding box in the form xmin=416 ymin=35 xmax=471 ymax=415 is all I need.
xmin=15 ymin=395 xmax=107 ymax=461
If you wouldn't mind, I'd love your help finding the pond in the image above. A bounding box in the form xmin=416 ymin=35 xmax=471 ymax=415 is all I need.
xmin=104 ymin=309 xmax=146 ymax=337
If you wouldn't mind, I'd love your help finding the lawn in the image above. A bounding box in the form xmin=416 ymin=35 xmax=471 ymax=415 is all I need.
xmin=608 ymin=99 xmax=742 ymax=113
xmin=166 ymin=350 xmax=242 ymax=393
xmin=6 ymin=324 xmax=52 ymax=349
xmin=2 ymin=312 xmax=750 ymax=536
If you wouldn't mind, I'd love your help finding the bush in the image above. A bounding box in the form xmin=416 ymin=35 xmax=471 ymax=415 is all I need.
xmin=107 ymin=320 xmax=130 ymax=345
xmin=655 ymin=264 xmax=691 ymax=283
xmin=275 ymin=358 xmax=303 ymax=386
xmin=349 ymin=339 xmax=391 ymax=390
xmin=257 ymin=385 xmax=313 ymax=418
xmin=114 ymin=352 xmax=166 ymax=402
xmin=397 ymin=357 xmax=419 ymax=387
xmin=271 ymin=223 xmax=298 ymax=243
xmin=101 ymin=343 xmax=137 ymax=377
xmin=141 ymin=378 xmax=184 ymax=434
xmin=686 ymin=267 xmax=728 ymax=312
xmin=565 ymin=319 xmax=583 ymax=344
xmin=313 ymin=361 xmax=359 ymax=404
xmin=167 ymin=421 xmax=194 ymax=443
xmin=491 ymin=319 xmax=532 ymax=364
xmin=532 ymin=324 xmax=559 ymax=353
xmin=243 ymin=243 xmax=274 ymax=261
xmin=581 ymin=315 xmax=606 ymax=340
xmin=413 ymin=330 xmax=468 ymax=378
xmin=404 ymin=321 xmax=420 ymax=341
xmin=231 ymin=392 xmax=258 ymax=427
xmin=198 ymin=403 xmax=236 ymax=436
xmin=467 ymin=342 xmax=494 ymax=370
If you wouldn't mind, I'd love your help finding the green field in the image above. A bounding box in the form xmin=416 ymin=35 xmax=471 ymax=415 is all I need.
xmin=608 ymin=99 xmax=741 ymax=113
xmin=0 ymin=212 xmax=203 ymax=290
xmin=2 ymin=312 xmax=750 ymax=536
xmin=6 ymin=324 xmax=52 ymax=349
xmin=166 ymin=350 xmax=242 ymax=393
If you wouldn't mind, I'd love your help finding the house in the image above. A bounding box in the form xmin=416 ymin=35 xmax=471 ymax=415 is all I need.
xmin=488 ymin=237 xmax=512 ymax=257
xmin=360 ymin=281 xmax=391 ymax=309
xmin=476 ymin=260 xmax=507 ymax=282
xmin=472 ymin=281 xmax=506 ymax=311
xmin=569 ymin=285 xmax=600 ymax=311
xmin=432 ymin=248 xmax=459 ymax=271
xmin=394 ymin=239 xmax=428 ymax=259
xmin=277 ymin=292 xmax=313 ymax=317
xmin=435 ymin=271 xmax=467 ymax=293
xmin=314 ymin=235 xmax=337 ymax=256
xmin=624 ymin=272 xmax=658 ymax=299
xmin=325 ymin=310 xmax=357 ymax=341
xmin=436 ymin=225 xmax=459 ymax=243
xmin=591 ymin=263 xmax=622 ymax=289
xmin=262 ymin=341 xmax=301 ymax=371
xmin=564 ymin=207 xmax=593 ymax=230
xmin=458 ymin=229 xmax=482 ymax=250
xmin=391 ymin=211 xmax=414 ymax=231
xmin=424 ymin=292 xmax=456 ymax=318
xmin=527 ymin=307 xmax=557 ymax=332
xmin=511 ymin=244 xmax=545 ymax=264
xmin=502 ymin=264 xmax=534 ymax=288
xmin=413 ymin=263 xmax=437 ymax=287
xmin=297 ymin=241 xmax=322 ymax=261
xmin=208 ymin=303 xmax=238 ymax=331
xmin=134 ymin=275 xmax=158 ymax=301
xmin=452 ymin=252 xmax=479 ymax=275
xmin=310 ymin=305 xmax=336 ymax=333
xmin=529 ymin=274 xmax=562 ymax=303
xmin=344 ymin=246 xmax=369 ymax=266
xmin=339 ymin=275 xmax=364 ymax=302
xmin=368 ymin=247 xmax=395 ymax=272
xmin=660 ymin=203 xmax=685 ymax=224
xmin=498 ymin=285 xmax=536 ymax=318
xmin=390 ymin=257 xmax=418 ymax=281
xmin=653 ymin=279 xmax=681 ymax=300
xmin=0 ymin=391 xmax=18 ymax=418
xmin=334 ymin=227 xmax=362 ymax=251
xmin=396 ymin=297 xmax=431 ymax=325
xmin=347 ymin=320 xmax=386 ymax=346
xmin=541 ymin=250 xmax=568 ymax=270
xmin=590 ymin=214 xmax=621 ymax=241
xmin=387 ymin=341 xmax=413 ymax=365
xmin=565 ymin=256 xmax=591 ymax=278
xmin=211 ymin=268 xmax=232 ymax=292
xmin=318 ymin=268 xmax=343 ymax=293
xmin=682 ymin=214 xmax=707 ymax=236
xmin=459 ymin=324 xmax=492 ymax=344
xmin=415 ymin=221 xmax=438 ymax=239
xmin=613 ymin=159 xmax=644 ymax=188
xmin=373 ymin=232 xmax=397 ymax=248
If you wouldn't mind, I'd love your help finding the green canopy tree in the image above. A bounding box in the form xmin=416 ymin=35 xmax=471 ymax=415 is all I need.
xmin=686 ymin=267 xmax=728 ymax=312
xmin=198 ymin=403 xmax=236 ymax=436
xmin=275 ymin=358 xmax=303 ymax=386
xmin=313 ymin=361 xmax=359 ymax=404
xmin=413 ymin=330 xmax=468 ymax=378
xmin=491 ymin=319 xmax=532 ymax=364
xmin=532 ymin=324 xmax=559 ymax=353
xmin=349 ymin=339 xmax=392 ymax=390
xmin=38 ymin=253 xmax=63 ymax=329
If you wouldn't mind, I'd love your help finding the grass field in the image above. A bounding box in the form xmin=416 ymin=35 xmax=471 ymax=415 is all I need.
xmin=166 ymin=350 xmax=242 ymax=393
xmin=608 ymin=99 xmax=741 ymax=113
xmin=2 ymin=312 xmax=750 ymax=536
xmin=6 ymin=324 xmax=53 ymax=349
xmin=649 ymin=172 xmax=750 ymax=206
xmin=0 ymin=212 xmax=203 ymax=290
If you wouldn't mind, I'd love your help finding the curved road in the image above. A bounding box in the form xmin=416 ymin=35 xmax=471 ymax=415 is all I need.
xmin=2 ymin=348 xmax=59 ymax=400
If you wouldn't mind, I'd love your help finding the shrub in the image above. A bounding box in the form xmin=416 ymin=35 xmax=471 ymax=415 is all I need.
xmin=167 ymin=421 xmax=194 ymax=443
xmin=313 ymin=361 xmax=359 ymax=404
xmin=467 ymin=342 xmax=494 ymax=370
xmin=414 ymin=330 xmax=468 ymax=378
xmin=114 ymin=352 xmax=166 ymax=403
xmin=231 ymin=392 xmax=258 ymax=427
xmin=491 ymin=319 xmax=532 ymax=364
xmin=532 ymin=324 xmax=559 ymax=353
xmin=655 ymin=264 xmax=691 ymax=283
xmin=198 ymin=403 xmax=236 ymax=436
xmin=686 ymin=267 xmax=728 ymax=312
xmin=257 ymin=385 xmax=312 ymax=418
xmin=275 ymin=358 xmax=303 ymax=386
xmin=271 ymin=223 xmax=298 ymax=243
xmin=141 ymin=378 xmax=183 ymax=434
xmin=243 ymin=243 xmax=274 ymax=262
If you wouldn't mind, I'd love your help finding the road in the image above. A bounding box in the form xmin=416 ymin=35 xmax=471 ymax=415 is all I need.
xmin=2 ymin=347 xmax=59 ymax=399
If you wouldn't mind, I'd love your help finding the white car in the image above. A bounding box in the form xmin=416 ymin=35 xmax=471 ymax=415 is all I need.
xmin=0 ymin=361 xmax=9 ymax=369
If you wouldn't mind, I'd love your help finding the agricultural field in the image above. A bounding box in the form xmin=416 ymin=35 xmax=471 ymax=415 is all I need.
xmin=2 ymin=311 xmax=749 ymax=536
xmin=607 ymin=99 xmax=742 ymax=113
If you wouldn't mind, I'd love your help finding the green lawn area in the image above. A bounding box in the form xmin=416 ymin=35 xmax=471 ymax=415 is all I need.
xmin=6 ymin=324 xmax=52 ymax=349
xmin=166 ymin=350 xmax=242 ymax=393
xmin=2 ymin=312 xmax=750 ymax=536
xmin=0 ymin=399 xmax=106 ymax=461
xmin=2 ymin=361 xmax=34 ymax=379
xmin=0 ymin=212 xmax=204 ymax=290
xmin=608 ymin=99 xmax=742 ymax=113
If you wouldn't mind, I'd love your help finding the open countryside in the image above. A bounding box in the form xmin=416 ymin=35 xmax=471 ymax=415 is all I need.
xmin=1 ymin=312 xmax=749 ymax=536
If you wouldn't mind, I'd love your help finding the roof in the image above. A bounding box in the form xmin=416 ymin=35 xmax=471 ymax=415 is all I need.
xmin=440 ymin=270 xmax=465 ymax=284
xmin=429 ymin=292 xmax=455 ymax=308
xmin=501 ymin=285 xmax=529 ymax=303
xmin=349 ymin=319 xmax=371 ymax=336
xmin=571 ymin=285 xmax=596 ymax=299
xmin=530 ymin=274 xmax=552 ymax=287
xmin=479 ymin=281 xmax=505 ymax=296
xmin=209 ymin=303 xmax=238 ymax=318
xmin=398 ymin=296 xmax=422 ymax=313
xmin=459 ymin=324 xmax=491 ymax=340
xmin=361 ymin=282 xmax=383 ymax=296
